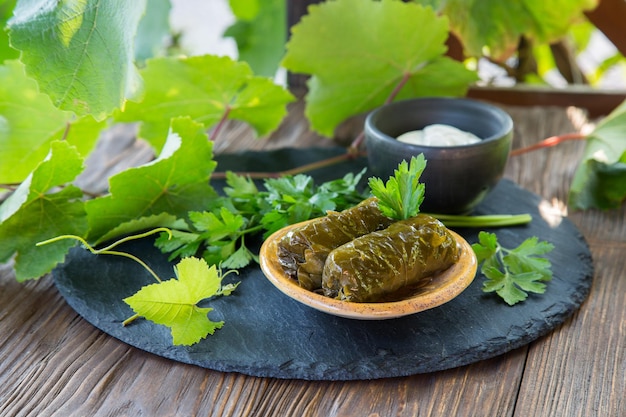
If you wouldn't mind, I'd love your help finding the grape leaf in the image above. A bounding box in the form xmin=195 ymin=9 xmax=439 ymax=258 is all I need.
xmin=114 ymin=55 xmax=294 ymax=151
xmin=95 ymin=213 xmax=188 ymax=247
xmin=124 ymin=257 xmax=234 ymax=346
xmin=569 ymin=100 xmax=626 ymax=210
xmin=85 ymin=117 xmax=217 ymax=243
xmin=0 ymin=60 xmax=104 ymax=185
xmin=134 ymin=0 xmax=171 ymax=63
xmin=0 ymin=0 xmax=19 ymax=61
xmin=282 ymin=0 xmax=477 ymax=136
xmin=8 ymin=0 xmax=145 ymax=119
xmin=434 ymin=0 xmax=598 ymax=60
xmin=0 ymin=140 xmax=87 ymax=281
xmin=224 ymin=0 xmax=285 ymax=77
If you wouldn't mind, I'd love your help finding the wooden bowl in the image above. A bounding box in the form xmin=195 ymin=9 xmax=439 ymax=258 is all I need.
xmin=259 ymin=220 xmax=478 ymax=320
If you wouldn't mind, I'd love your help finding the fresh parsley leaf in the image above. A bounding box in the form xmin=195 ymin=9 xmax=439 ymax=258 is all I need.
xmin=220 ymin=243 xmax=257 ymax=269
xmin=155 ymin=169 xmax=368 ymax=266
xmin=124 ymin=257 xmax=238 ymax=346
xmin=368 ymin=154 xmax=426 ymax=220
xmin=472 ymin=231 xmax=554 ymax=305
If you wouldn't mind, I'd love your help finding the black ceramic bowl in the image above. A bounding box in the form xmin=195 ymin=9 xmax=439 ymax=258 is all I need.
xmin=364 ymin=97 xmax=513 ymax=214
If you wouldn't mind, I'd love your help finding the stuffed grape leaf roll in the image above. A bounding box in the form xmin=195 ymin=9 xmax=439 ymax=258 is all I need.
xmin=322 ymin=214 xmax=460 ymax=302
xmin=277 ymin=197 xmax=394 ymax=291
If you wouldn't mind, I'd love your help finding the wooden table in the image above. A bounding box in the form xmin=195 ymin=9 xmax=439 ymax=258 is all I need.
xmin=1 ymin=102 xmax=624 ymax=416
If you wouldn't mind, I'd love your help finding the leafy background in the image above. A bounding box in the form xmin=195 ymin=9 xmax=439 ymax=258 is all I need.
xmin=0 ymin=0 xmax=625 ymax=284
xmin=0 ymin=0 xmax=624 ymax=345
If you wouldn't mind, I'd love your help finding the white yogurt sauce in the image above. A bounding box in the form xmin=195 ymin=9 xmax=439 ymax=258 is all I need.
xmin=396 ymin=124 xmax=481 ymax=146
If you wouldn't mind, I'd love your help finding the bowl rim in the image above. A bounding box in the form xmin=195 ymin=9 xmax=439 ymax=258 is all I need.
xmin=364 ymin=97 xmax=513 ymax=150
xmin=259 ymin=219 xmax=478 ymax=320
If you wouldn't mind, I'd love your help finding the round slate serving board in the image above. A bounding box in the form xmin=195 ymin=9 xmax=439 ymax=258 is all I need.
xmin=53 ymin=147 xmax=594 ymax=381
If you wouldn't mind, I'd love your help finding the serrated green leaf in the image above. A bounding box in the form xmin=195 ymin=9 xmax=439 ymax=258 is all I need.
xmin=435 ymin=0 xmax=598 ymax=59
xmin=368 ymin=155 xmax=426 ymax=220
xmin=504 ymin=237 xmax=554 ymax=280
xmin=224 ymin=171 xmax=259 ymax=197
xmin=95 ymin=213 xmax=187 ymax=246
xmin=189 ymin=208 xmax=245 ymax=242
xmin=473 ymin=232 xmax=553 ymax=305
xmin=282 ymin=0 xmax=477 ymax=136
xmin=221 ymin=243 xmax=254 ymax=269
xmin=471 ymin=231 xmax=498 ymax=263
xmin=8 ymin=0 xmax=146 ymax=118
xmin=224 ymin=0 xmax=285 ymax=77
xmin=202 ymin=240 xmax=237 ymax=267
xmin=0 ymin=0 xmax=19 ymax=62
xmin=124 ymin=257 xmax=230 ymax=346
xmin=569 ymin=100 xmax=626 ymax=210
xmin=155 ymin=229 xmax=202 ymax=262
xmin=510 ymin=271 xmax=547 ymax=293
xmin=0 ymin=60 xmax=104 ymax=184
xmin=85 ymin=117 xmax=217 ymax=243
xmin=134 ymin=0 xmax=171 ymax=63
xmin=481 ymin=265 xmax=506 ymax=288
xmin=0 ymin=140 xmax=87 ymax=280
xmin=115 ymin=55 xmax=294 ymax=151
xmin=496 ymin=283 xmax=529 ymax=306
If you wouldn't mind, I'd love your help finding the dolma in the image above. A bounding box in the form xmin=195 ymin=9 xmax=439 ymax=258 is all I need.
xmin=322 ymin=214 xmax=460 ymax=302
xmin=277 ymin=197 xmax=394 ymax=291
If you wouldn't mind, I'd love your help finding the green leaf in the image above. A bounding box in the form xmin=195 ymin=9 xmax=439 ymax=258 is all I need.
xmin=220 ymin=243 xmax=254 ymax=269
xmin=0 ymin=140 xmax=87 ymax=280
xmin=435 ymin=0 xmax=598 ymax=59
xmin=95 ymin=213 xmax=187 ymax=246
xmin=189 ymin=208 xmax=245 ymax=242
xmin=155 ymin=229 xmax=202 ymax=262
xmin=0 ymin=60 xmax=103 ymax=184
xmin=471 ymin=231 xmax=498 ymax=262
xmin=282 ymin=0 xmax=477 ymax=136
xmin=8 ymin=0 xmax=146 ymax=119
xmin=134 ymin=0 xmax=171 ymax=63
xmin=85 ymin=117 xmax=217 ymax=243
xmin=569 ymin=100 xmax=626 ymax=210
xmin=472 ymin=232 xmax=554 ymax=305
xmin=124 ymin=257 xmax=232 ymax=346
xmin=115 ymin=55 xmax=294 ymax=151
xmin=0 ymin=0 xmax=19 ymax=62
xmin=503 ymin=237 xmax=554 ymax=281
xmin=368 ymin=154 xmax=426 ymax=220
xmin=223 ymin=171 xmax=260 ymax=197
xmin=224 ymin=0 xmax=285 ymax=77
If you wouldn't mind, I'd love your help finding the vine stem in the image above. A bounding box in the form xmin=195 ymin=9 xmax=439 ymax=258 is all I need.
xmin=122 ymin=314 xmax=140 ymax=326
xmin=211 ymin=149 xmax=366 ymax=179
xmin=510 ymin=132 xmax=586 ymax=156
xmin=213 ymin=71 xmax=413 ymax=180
xmin=36 ymin=228 xmax=173 ymax=283
xmin=211 ymin=105 xmax=232 ymax=144
xmin=349 ymin=71 xmax=412 ymax=151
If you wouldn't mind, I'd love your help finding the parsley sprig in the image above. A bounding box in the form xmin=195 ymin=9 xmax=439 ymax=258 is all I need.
xmin=472 ymin=231 xmax=554 ymax=305
xmin=368 ymin=154 xmax=426 ymax=220
xmin=155 ymin=169 xmax=368 ymax=268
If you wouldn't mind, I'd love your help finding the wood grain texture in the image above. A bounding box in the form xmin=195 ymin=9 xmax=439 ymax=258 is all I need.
xmin=1 ymin=103 xmax=624 ymax=417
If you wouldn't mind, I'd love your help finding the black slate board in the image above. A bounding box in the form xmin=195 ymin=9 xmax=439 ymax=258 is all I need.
xmin=52 ymin=147 xmax=594 ymax=381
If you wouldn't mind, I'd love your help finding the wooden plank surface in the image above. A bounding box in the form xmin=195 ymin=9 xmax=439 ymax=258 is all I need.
xmin=1 ymin=101 xmax=624 ymax=417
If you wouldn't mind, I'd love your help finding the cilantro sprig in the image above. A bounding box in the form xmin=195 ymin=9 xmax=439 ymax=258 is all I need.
xmin=472 ymin=231 xmax=554 ymax=305
xmin=368 ymin=155 xmax=426 ymax=220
